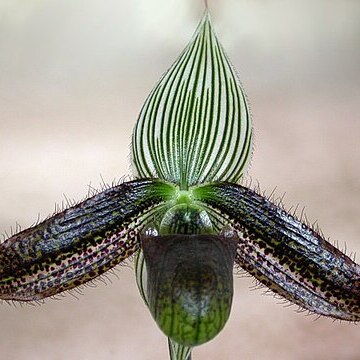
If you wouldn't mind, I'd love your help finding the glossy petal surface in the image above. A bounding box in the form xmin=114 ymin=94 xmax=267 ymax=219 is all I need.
xmin=141 ymin=234 xmax=238 ymax=346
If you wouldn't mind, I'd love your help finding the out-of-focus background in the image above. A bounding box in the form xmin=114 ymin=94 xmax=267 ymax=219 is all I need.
xmin=0 ymin=1 xmax=359 ymax=359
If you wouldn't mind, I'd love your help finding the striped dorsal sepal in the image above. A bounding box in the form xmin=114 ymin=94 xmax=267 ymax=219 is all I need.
xmin=132 ymin=10 xmax=252 ymax=189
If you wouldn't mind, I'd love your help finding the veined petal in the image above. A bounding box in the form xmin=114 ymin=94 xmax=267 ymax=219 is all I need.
xmin=132 ymin=10 xmax=252 ymax=189
xmin=141 ymin=234 xmax=237 ymax=347
xmin=135 ymin=251 xmax=193 ymax=360
xmin=135 ymin=249 xmax=149 ymax=306
xmin=193 ymin=182 xmax=360 ymax=321
xmin=0 ymin=179 xmax=176 ymax=301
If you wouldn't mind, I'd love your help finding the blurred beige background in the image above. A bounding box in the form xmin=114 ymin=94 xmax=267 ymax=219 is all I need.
xmin=0 ymin=0 xmax=359 ymax=359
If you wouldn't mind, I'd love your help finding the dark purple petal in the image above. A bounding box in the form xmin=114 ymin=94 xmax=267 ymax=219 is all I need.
xmin=0 ymin=179 xmax=175 ymax=301
xmin=193 ymin=182 xmax=360 ymax=321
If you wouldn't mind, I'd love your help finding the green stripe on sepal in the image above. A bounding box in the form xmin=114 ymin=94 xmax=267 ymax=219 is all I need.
xmin=132 ymin=10 xmax=252 ymax=189
xmin=140 ymin=233 xmax=238 ymax=347
xmin=135 ymin=249 xmax=149 ymax=307
xmin=168 ymin=338 xmax=192 ymax=360
xmin=0 ymin=179 xmax=176 ymax=301
xmin=193 ymin=182 xmax=360 ymax=321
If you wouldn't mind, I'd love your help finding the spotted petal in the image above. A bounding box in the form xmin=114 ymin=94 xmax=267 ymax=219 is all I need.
xmin=0 ymin=179 xmax=175 ymax=301
xmin=193 ymin=182 xmax=360 ymax=321
xmin=132 ymin=10 xmax=252 ymax=189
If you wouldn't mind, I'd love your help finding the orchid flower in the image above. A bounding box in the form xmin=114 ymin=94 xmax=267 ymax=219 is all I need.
xmin=1 ymin=7 xmax=359 ymax=360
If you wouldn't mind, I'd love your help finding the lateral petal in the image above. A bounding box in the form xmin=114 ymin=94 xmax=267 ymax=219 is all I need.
xmin=193 ymin=182 xmax=360 ymax=321
xmin=0 ymin=179 xmax=175 ymax=301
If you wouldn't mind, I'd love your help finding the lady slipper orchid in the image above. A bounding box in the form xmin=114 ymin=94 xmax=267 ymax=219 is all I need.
xmin=1 ymin=7 xmax=359 ymax=360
